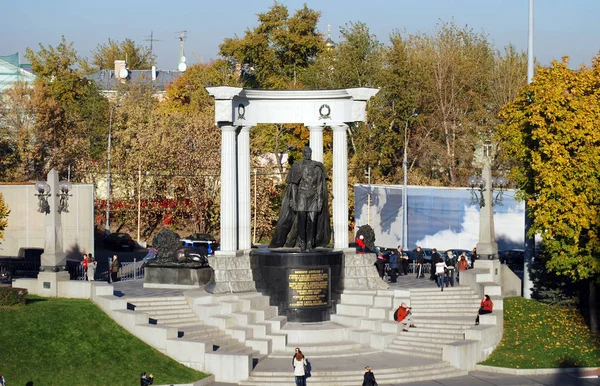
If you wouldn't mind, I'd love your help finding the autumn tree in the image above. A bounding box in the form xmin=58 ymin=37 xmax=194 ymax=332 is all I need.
xmin=497 ymin=57 xmax=600 ymax=332
xmin=407 ymin=21 xmax=495 ymax=186
xmin=24 ymin=36 xmax=109 ymax=180
xmin=81 ymin=38 xmax=155 ymax=74
xmin=0 ymin=81 xmax=35 ymax=181
xmin=0 ymin=193 xmax=8 ymax=242
xmin=99 ymin=61 xmax=239 ymax=238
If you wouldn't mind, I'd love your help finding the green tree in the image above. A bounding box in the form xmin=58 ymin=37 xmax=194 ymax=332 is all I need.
xmin=81 ymin=38 xmax=154 ymax=74
xmin=497 ymin=57 xmax=600 ymax=332
xmin=0 ymin=193 xmax=9 ymax=242
xmin=219 ymin=2 xmax=324 ymax=89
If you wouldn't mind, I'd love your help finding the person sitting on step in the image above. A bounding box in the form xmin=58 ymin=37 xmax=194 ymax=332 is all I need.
xmin=394 ymin=302 xmax=416 ymax=332
xmin=475 ymin=294 xmax=493 ymax=325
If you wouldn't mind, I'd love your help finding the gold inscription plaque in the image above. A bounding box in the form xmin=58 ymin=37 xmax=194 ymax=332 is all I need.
xmin=288 ymin=268 xmax=330 ymax=308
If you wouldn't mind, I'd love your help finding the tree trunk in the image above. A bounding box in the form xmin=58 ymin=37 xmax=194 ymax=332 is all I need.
xmin=590 ymin=279 xmax=598 ymax=334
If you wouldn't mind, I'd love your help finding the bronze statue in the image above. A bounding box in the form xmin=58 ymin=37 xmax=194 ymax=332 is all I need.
xmin=270 ymin=146 xmax=331 ymax=251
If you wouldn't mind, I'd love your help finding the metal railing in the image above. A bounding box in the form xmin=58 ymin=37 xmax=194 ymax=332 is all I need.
xmin=1 ymin=257 xmax=145 ymax=283
xmin=105 ymin=257 xmax=144 ymax=283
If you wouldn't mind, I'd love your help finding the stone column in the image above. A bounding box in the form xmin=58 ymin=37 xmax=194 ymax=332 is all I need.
xmin=40 ymin=169 xmax=67 ymax=269
xmin=307 ymin=125 xmax=324 ymax=163
xmin=218 ymin=125 xmax=238 ymax=253
xmin=476 ymin=158 xmax=498 ymax=259
xmin=331 ymin=124 xmax=349 ymax=249
xmin=38 ymin=168 xmax=70 ymax=297
xmin=237 ymin=126 xmax=252 ymax=250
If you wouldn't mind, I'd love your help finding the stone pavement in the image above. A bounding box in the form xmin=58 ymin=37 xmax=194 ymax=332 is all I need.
xmin=211 ymin=370 xmax=600 ymax=386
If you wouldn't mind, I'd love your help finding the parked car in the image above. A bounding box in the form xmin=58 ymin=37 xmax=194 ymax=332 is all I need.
xmin=499 ymin=249 xmax=524 ymax=270
xmin=104 ymin=233 xmax=136 ymax=251
xmin=181 ymin=233 xmax=219 ymax=255
xmin=442 ymin=249 xmax=473 ymax=267
xmin=176 ymin=246 xmax=209 ymax=266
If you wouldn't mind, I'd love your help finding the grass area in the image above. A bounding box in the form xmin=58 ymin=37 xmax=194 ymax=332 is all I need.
xmin=481 ymin=296 xmax=600 ymax=369
xmin=0 ymin=296 xmax=207 ymax=385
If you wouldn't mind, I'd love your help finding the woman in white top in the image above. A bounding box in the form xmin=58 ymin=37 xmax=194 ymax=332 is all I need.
xmin=292 ymin=348 xmax=307 ymax=386
xmin=435 ymin=259 xmax=448 ymax=291
xmin=87 ymin=257 xmax=97 ymax=281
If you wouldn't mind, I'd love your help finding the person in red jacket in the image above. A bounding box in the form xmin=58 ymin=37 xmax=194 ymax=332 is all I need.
xmin=355 ymin=235 xmax=366 ymax=254
xmin=81 ymin=254 xmax=89 ymax=281
xmin=395 ymin=302 xmax=416 ymax=331
xmin=475 ymin=294 xmax=493 ymax=325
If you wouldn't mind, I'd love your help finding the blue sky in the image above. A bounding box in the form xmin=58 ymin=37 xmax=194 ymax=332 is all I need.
xmin=3 ymin=0 xmax=598 ymax=70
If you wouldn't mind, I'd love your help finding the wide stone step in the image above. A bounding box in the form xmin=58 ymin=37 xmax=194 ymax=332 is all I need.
xmin=392 ymin=336 xmax=452 ymax=348
xmin=139 ymin=307 xmax=192 ymax=316
xmin=240 ymin=362 xmax=463 ymax=385
xmin=411 ymin=311 xmax=476 ymax=318
xmin=410 ymin=287 xmax=475 ymax=293
xmin=410 ymin=294 xmax=479 ymax=301
xmin=388 ymin=342 xmax=443 ymax=355
xmin=155 ymin=316 xmax=199 ymax=325
xmin=129 ymin=299 xmax=188 ymax=308
xmin=386 ymin=346 xmax=443 ymax=359
xmin=180 ymin=329 xmax=228 ymax=340
xmin=392 ymin=333 xmax=459 ymax=345
xmin=126 ymin=296 xmax=187 ymax=303
xmin=269 ymin=346 xmax=380 ymax=359
xmin=410 ymin=301 xmax=480 ymax=307
xmin=152 ymin=311 xmax=197 ymax=319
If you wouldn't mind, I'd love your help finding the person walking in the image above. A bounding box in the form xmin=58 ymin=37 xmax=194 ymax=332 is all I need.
xmin=414 ymin=246 xmax=425 ymax=278
xmin=398 ymin=245 xmax=409 ymax=276
xmin=362 ymin=366 xmax=378 ymax=386
xmin=87 ymin=256 xmax=97 ymax=281
xmin=430 ymin=248 xmax=441 ymax=282
xmin=444 ymin=251 xmax=457 ymax=287
xmin=292 ymin=348 xmax=307 ymax=386
xmin=110 ymin=255 xmax=121 ymax=282
xmin=388 ymin=249 xmax=398 ymax=283
xmin=435 ymin=258 xmax=448 ymax=291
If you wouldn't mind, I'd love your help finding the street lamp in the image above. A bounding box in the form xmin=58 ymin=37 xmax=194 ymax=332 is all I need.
xmin=34 ymin=181 xmax=51 ymax=214
xmin=57 ymin=180 xmax=72 ymax=214
xmin=468 ymin=141 xmax=508 ymax=260
xmin=402 ymin=112 xmax=418 ymax=249
xmin=105 ymin=103 xmax=120 ymax=238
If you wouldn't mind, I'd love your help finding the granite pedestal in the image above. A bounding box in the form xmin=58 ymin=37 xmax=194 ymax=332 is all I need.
xmin=251 ymin=249 xmax=344 ymax=322
xmin=144 ymin=264 xmax=212 ymax=289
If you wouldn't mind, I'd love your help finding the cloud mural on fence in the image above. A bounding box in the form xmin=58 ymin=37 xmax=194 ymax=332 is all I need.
xmin=354 ymin=184 xmax=526 ymax=251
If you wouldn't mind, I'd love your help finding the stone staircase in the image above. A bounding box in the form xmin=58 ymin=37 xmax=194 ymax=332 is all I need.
xmin=188 ymin=290 xmax=289 ymax=357
xmin=387 ymin=287 xmax=481 ymax=360
xmin=90 ymin=261 xmax=504 ymax=384
xmin=329 ymin=286 xmax=481 ymax=362
xmin=127 ymin=296 xmax=258 ymax=358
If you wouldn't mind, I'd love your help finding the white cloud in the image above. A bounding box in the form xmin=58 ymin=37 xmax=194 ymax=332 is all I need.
xmin=415 ymin=204 xmax=525 ymax=250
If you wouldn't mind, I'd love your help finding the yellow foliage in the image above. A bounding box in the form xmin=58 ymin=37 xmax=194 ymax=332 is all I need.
xmin=497 ymin=56 xmax=600 ymax=281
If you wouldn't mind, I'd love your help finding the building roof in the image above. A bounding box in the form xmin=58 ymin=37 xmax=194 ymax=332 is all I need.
xmin=87 ymin=69 xmax=182 ymax=92
xmin=0 ymin=53 xmax=35 ymax=92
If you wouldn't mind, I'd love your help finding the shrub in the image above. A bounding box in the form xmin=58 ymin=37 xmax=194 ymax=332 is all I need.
xmin=0 ymin=287 xmax=28 ymax=306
